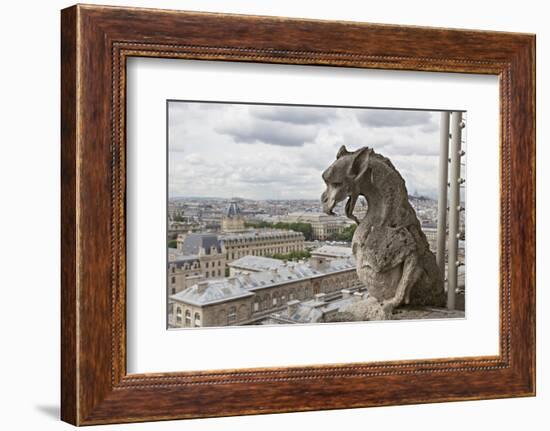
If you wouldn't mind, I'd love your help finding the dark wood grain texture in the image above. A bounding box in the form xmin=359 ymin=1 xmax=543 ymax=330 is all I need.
xmin=60 ymin=4 xmax=535 ymax=426
xmin=60 ymin=5 xmax=78 ymax=425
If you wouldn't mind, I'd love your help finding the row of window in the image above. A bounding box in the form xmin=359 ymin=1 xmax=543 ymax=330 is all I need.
xmin=170 ymin=260 xmax=223 ymax=273
xmin=171 ymin=262 xmax=200 ymax=272
xmin=228 ymin=246 xmax=302 ymax=260
xmin=204 ymin=269 xmax=222 ymax=278
xmin=170 ymin=268 xmax=222 ymax=285
xmin=224 ymin=235 xmax=302 ymax=244
xmin=175 ymin=308 xmax=201 ymax=327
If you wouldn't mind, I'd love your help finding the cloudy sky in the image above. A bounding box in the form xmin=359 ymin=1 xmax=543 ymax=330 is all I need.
xmin=168 ymin=101 xmax=445 ymax=200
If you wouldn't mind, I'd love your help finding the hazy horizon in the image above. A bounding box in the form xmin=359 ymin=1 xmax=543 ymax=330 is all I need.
xmin=169 ymin=194 xmax=437 ymax=202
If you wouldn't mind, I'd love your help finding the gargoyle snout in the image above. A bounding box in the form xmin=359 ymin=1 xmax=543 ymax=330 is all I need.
xmin=321 ymin=188 xmax=337 ymax=215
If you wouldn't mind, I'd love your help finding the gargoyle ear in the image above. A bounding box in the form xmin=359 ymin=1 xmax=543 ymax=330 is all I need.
xmin=349 ymin=147 xmax=372 ymax=180
xmin=336 ymin=145 xmax=350 ymax=159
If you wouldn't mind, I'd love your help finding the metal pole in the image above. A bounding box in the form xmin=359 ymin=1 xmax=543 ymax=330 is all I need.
xmin=447 ymin=112 xmax=463 ymax=310
xmin=436 ymin=112 xmax=450 ymax=278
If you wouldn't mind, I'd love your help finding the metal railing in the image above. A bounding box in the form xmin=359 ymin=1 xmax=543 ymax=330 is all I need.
xmin=436 ymin=112 xmax=465 ymax=310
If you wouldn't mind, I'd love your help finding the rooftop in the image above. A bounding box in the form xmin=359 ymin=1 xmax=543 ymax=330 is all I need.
xmin=311 ymin=245 xmax=353 ymax=258
xmin=228 ymin=255 xmax=286 ymax=272
xmin=275 ymin=293 xmax=361 ymax=324
xmin=224 ymin=201 xmax=242 ymax=218
xmin=179 ymin=233 xmax=222 ymax=255
xmin=171 ymin=255 xmax=357 ymax=306
xmin=171 ymin=278 xmax=254 ymax=307
xmin=169 ymin=254 xmax=200 ymax=268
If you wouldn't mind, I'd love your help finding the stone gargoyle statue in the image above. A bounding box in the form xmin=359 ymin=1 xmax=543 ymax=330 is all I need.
xmin=321 ymin=145 xmax=446 ymax=321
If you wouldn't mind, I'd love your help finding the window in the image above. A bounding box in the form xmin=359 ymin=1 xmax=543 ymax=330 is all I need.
xmin=171 ymin=288 xmax=176 ymax=294
xmin=176 ymin=307 xmax=182 ymax=324
xmin=228 ymin=307 xmax=237 ymax=323
xmin=253 ymin=301 xmax=259 ymax=312
xmin=205 ymin=262 xmax=209 ymax=268
xmin=272 ymin=297 xmax=277 ymax=306
xmin=218 ymin=269 xmax=221 ymax=276
xmin=171 ymin=276 xmax=176 ymax=284
xmin=194 ymin=312 xmax=201 ymax=327
xmin=185 ymin=310 xmax=191 ymax=326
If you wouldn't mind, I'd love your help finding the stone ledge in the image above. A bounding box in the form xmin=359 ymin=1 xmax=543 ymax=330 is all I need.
xmin=392 ymin=306 xmax=465 ymax=320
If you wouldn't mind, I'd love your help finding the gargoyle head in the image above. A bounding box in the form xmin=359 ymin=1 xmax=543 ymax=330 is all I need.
xmin=321 ymin=145 xmax=373 ymax=224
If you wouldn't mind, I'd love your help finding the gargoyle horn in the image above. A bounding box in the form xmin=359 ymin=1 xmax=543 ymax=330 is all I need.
xmin=348 ymin=147 xmax=372 ymax=181
xmin=336 ymin=145 xmax=351 ymax=159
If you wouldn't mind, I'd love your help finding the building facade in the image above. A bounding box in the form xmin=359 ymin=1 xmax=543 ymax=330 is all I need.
xmin=221 ymin=200 xmax=246 ymax=232
xmin=169 ymin=256 xmax=364 ymax=328
xmin=169 ymin=234 xmax=227 ymax=295
xmin=221 ymin=229 xmax=305 ymax=262
xmin=177 ymin=229 xmax=305 ymax=263
xmin=228 ymin=255 xmax=286 ymax=276
xmin=279 ymin=212 xmax=352 ymax=240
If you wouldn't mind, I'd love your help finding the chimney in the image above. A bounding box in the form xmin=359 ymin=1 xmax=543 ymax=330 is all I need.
xmin=197 ymin=281 xmax=209 ymax=294
xmin=310 ymin=256 xmax=328 ymax=271
xmin=176 ymin=233 xmax=186 ymax=250
xmin=314 ymin=293 xmax=326 ymax=305
xmin=287 ymin=299 xmax=300 ymax=316
xmin=353 ymin=292 xmax=364 ymax=302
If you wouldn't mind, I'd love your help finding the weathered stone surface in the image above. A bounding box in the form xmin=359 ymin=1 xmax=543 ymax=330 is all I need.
xmin=321 ymin=146 xmax=446 ymax=320
xmin=392 ymin=306 xmax=464 ymax=320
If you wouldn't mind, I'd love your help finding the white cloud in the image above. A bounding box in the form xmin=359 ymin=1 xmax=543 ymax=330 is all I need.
xmin=168 ymin=102 xmax=446 ymax=200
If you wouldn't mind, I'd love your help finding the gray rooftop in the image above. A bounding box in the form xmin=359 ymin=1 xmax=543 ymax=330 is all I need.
xmin=311 ymin=245 xmax=353 ymax=258
xmin=277 ymin=293 xmax=361 ymax=323
xmin=180 ymin=233 xmax=222 ymax=255
xmin=285 ymin=302 xmax=324 ymax=323
xmin=228 ymin=255 xmax=286 ymax=272
xmin=171 ymin=278 xmax=254 ymax=306
xmin=225 ymin=201 xmax=241 ymax=217
xmin=171 ymin=256 xmax=357 ymax=306
xmin=169 ymin=254 xmax=200 ymax=269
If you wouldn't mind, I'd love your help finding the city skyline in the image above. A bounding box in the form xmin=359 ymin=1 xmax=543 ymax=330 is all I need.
xmin=168 ymin=101 xmax=445 ymax=200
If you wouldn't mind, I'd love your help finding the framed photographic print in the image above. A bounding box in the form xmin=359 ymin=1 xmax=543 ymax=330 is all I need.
xmin=61 ymin=4 xmax=535 ymax=425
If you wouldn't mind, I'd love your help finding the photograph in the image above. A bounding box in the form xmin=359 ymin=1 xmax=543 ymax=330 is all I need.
xmin=166 ymin=101 xmax=466 ymax=328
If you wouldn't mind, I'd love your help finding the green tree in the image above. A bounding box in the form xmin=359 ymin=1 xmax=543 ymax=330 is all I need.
xmin=329 ymin=224 xmax=356 ymax=242
xmin=270 ymin=250 xmax=311 ymax=261
xmin=172 ymin=214 xmax=185 ymax=222
xmin=167 ymin=239 xmax=178 ymax=248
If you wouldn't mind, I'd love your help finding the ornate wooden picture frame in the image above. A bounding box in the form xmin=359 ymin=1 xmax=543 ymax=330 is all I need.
xmin=61 ymin=4 xmax=535 ymax=425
